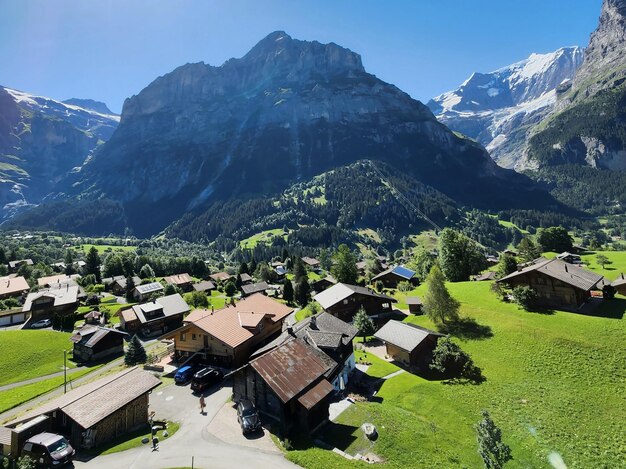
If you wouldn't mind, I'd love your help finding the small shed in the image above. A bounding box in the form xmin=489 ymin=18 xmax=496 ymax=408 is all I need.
xmin=70 ymin=325 xmax=127 ymax=363
xmin=406 ymin=297 xmax=423 ymax=314
xmin=374 ymin=320 xmax=444 ymax=372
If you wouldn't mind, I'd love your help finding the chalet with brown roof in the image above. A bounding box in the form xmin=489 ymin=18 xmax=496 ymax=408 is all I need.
xmin=210 ymin=272 xmax=234 ymax=283
xmin=371 ymin=265 xmax=418 ymax=288
xmin=193 ymin=280 xmax=216 ymax=293
xmin=37 ymin=274 xmax=79 ymax=288
xmin=239 ymin=273 xmax=253 ymax=284
xmin=161 ymin=293 xmax=293 ymax=367
xmin=233 ymin=338 xmax=335 ymax=436
xmin=301 ymin=256 xmax=321 ymax=269
xmin=5 ymin=367 xmax=160 ymax=450
xmin=497 ymin=257 xmax=604 ymax=309
xmin=118 ymin=293 xmax=189 ymax=336
xmin=0 ymin=276 xmax=29 ymax=299
xmin=164 ymin=273 xmax=194 ymax=292
xmin=22 ymin=284 xmax=80 ymax=322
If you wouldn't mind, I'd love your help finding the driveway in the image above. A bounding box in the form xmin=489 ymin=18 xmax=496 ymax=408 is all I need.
xmin=73 ymin=380 xmax=299 ymax=469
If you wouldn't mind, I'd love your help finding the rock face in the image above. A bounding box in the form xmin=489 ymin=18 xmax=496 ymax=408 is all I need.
xmin=0 ymin=86 xmax=119 ymax=220
xmin=428 ymin=47 xmax=584 ymax=169
xmin=70 ymin=31 xmax=548 ymax=236
xmin=527 ymin=0 xmax=626 ymax=169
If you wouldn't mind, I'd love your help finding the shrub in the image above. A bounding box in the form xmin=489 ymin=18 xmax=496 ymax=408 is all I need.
xmin=397 ymin=281 xmax=412 ymax=292
xmin=430 ymin=337 xmax=483 ymax=382
xmin=511 ymin=286 xmax=538 ymax=310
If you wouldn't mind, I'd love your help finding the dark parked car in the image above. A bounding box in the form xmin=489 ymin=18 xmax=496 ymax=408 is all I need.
xmin=174 ymin=364 xmax=196 ymax=384
xmin=236 ymin=399 xmax=261 ymax=434
xmin=22 ymin=432 xmax=74 ymax=467
xmin=190 ymin=367 xmax=223 ymax=393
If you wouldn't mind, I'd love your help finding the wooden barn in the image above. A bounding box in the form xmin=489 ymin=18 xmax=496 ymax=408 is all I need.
xmin=313 ymin=283 xmax=396 ymax=322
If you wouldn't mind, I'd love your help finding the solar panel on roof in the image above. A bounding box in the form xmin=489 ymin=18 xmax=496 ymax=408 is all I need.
xmin=392 ymin=266 xmax=415 ymax=279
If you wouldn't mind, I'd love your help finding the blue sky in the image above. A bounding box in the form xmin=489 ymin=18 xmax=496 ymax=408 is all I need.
xmin=0 ymin=0 xmax=602 ymax=113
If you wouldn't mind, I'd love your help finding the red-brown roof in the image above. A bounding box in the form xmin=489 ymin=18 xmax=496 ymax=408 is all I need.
xmin=251 ymin=339 xmax=334 ymax=404
xmin=164 ymin=273 xmax=193 ymax=285
xmin=0 ymin=276 xmax=29 ymax=297
xmin=174 ymin=293 xmax=293 ymax=349
xmin=297 ymin=378 xmax=334 ymax=410
xmin=210 ymin=272 xmax=233 ymax=282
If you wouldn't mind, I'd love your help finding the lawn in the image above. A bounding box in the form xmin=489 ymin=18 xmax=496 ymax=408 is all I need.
xmin=0 ymin=331 xmax=77 ymax=387
xmin=0 ymin=365 xmax=101 ymax=415
xmin=77 ymin=243 xmax=136 ymax=254
xmin=288 ymin=281 xmax=626 ymax=468
xmin=239 ymin=229 xmax=287 ymax=249
xmin=543 ymin=250 xmax=626 ymax=281
xmin=97 ymin=420 xmax=180 ymax=455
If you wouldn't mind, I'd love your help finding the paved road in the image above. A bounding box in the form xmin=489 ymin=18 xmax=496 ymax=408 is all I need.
xmin=74 ymin=381 xmax=299 ymax=469
xmin=0 ymin=367 xmax=85 ymax=393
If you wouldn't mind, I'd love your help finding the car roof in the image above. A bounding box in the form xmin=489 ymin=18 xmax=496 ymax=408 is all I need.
xmin=194 ymin=367 xmax=217 ymax=377
xmin=177 ymin=365 xmax=193 ymax=372
xmin=239 ymin=399 xmax=254 ymax=410
xmin=26 ymin=432 xmax=64 ymax=446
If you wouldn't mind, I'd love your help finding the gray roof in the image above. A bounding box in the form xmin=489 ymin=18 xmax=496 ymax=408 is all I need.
xmin=406 ymin=296 xmax=422 ymax=305
xmin=134 ymin=282 xmax=164 ymax=295
xmin=23 ymin=285 xmax=79 ymax=312
xmin=374 ymin=320 xmax=443 ymax=352
xmin=70 ymin=326 xmax=126 ymax=348
xmin=130 ymin=293 xmax=189 ymax=324
xmin=193 ymin=280 xmax=216 ymax=292
xmin=498 ymin=258 xmax=604 ymax=291
xmin=242 ymin=281 xmax=269 ymax=295
xmin=313 ymin=283 xmax=396 ymax=310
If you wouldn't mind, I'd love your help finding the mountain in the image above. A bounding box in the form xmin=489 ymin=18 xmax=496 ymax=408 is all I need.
xmin=527 ymin=0 xmax=626 ymax=171
xmin=428 ymin=47 xmax=584 ymax=169
xmin=36 ymin=31 xmax=556 ymax=238
xmin=0 ymin=86 xmax=119 ymax=220
xmin=62 ymin=98 xmax=114 ymax=116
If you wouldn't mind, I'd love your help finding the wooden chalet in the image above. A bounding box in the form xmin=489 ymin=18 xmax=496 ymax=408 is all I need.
xmin=374 ymin=320 xmax=444 ymax=372
xmin=132 ymin=282 xmax=164 ymax=301
xmin=118 ymin=293 xmax=188 ymax=336
xmin=612 ymin=273 xmax=626 ymax=296
xmin=209 ymin=272 xmax=234 ymax=284
xmin=371 ymin=265 xmax=418 ymax=289
xmin=406 ymin=296 xmax=423 ymax=314
xmin=164 ymin=273 xmax=194 ymax=292
xmin=241 ymin=281 xmax=270 ymax=297
xmin=161 ymin=293 xmax=293 ymax=368
xmin=192 ymin=280 xmax=216 ymax=293
xmin=310 ymin=275 xmax=337 ymax=294
xmin=70 ymin=325 xmax=127 ymax=363
xmin=0 ymin=276 xmax=29 ymax=300
xmin=497 ymin=258 xmax=604 ymax=309
xmin=8 ymin=259 xmax=33 ymax=273
xmin=313 ymin=283 xmax=396 ymax=322
xmin=22 ymin=285 xmax=80 ymax=322
xmin=5 ymin=368 xmax=160 ymax=450
xmin=233 ymin=338 xmax=335 ymax=437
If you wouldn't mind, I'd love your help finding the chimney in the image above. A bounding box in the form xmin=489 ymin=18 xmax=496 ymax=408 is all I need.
xmin=310 ymin=315 xmax=317 ymax=329
xmin=286 ymin=326 xmax=294 ymax=336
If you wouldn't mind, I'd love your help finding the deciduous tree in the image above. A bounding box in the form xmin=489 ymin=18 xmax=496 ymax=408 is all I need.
xmin=474 ymin=410 xmax=512 ymax=469
xmin=423 ymin=265 xmax=460 ymax=324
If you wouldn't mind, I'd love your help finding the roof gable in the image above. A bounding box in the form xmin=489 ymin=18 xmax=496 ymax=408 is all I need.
xmin=498 ymin=258 xmax=603 ymax=291
xmin=374 ymin=320 xmax=443 ymax=352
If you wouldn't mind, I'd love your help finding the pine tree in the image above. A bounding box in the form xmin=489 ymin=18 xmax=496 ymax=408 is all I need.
xmin=125 ymin=335 xmax=147 ymax=366
xmin=497 ymin=254 xmax=518 ymax=278
xmin=423 ymin=265 xmax=460 ymax=324
xmin=239 ymin=262 xmax=249 ymax=275
xmin=225 ymin=280 xmax=237 ymax=297
xmin=64 ymin=249 xmax=76 ymax=275
xmin=293 ymin=258 xmax=307 ymax=284
xmin=283 ymin=278 xmax=294 ymax=305
xmin=85 ymin=247 xmax=102 ymax=282
xmin=517 ymin=237 xmax=541 ymax=263
xmin=295 ymin=278 xmax=310 ymax=306
xmin=331 ymin=244 xmax=358 ymax=284
xmin=125 ymin=275 xmax=136 ymax=302
xmin=353 ymin=307 xmax=375 ymax=342
xmin=475 ymin=410 xmax=512 ymax=469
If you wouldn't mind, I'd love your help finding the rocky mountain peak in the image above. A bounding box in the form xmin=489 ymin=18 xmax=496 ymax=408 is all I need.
xmin=571 ymin=0 xmax=626 ymax=99
xmin=62 ymin=98 xmax=115 ymax=116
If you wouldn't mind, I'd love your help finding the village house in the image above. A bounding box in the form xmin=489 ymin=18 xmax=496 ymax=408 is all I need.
xmin=241 ymin=281 xmax=270 ymax=297
xmin=84 ymin=310 xmax=102 ymax=325
xmin=4 ymin=367 xmax=161 ymax=450
xmin=371 ymin=265 xmax=418 ymax=289
xmin=374 ymin=320 xmax=444 ymax=372
xmin=161 ymin=293 xmax=293 ymax=367
xmin=251 ymin=312 xmax=358 ymax=391
xmin=497 ymin=258 xmax=604 ymax=309
xmin=193 ymin=280 xmax=216 ymax=293
xmin=164 ymin=273 xmax=194 ymax=292
xmin=406 ymin=296 xmax=423 ymax=314
xmin=273 ymin=265 xmax=287 ymax=280
xmin=118 ymin=293 xmax=188 ymax=336
xmin=22 ymin=284 xmax=80 ymax=323
xmin=310 ymin=275 xmax=337 ymax=294
xmin=474 ymin=271 xmax=497 ymax=282
xmin=209 ymin=272 xmax=234 ymax=284
xmin=105 ymin=276 xmax=141 ymax=296
xmin=313 ymin=283 xmax=397 ymax=322
xmin=8 ymin=259 xmax=33 ymax=273
xmin=556 ymin=252 xmax=583 ymax=265
xmin=301 ymin=257 xmax=321 ymax=270
xmin=132 ymin=282 xmax=164 ymax=302
xmin=239 ymin=273 xmax=253 ymax=285
xmin=70 ymin=325 xmax=127 ymax=363
xmin=0 ymin=276 xmax=29 ymax=300
xmin=233 ymin=338 xmax=335 ymax=437
xmin=37 ymin=274 xmax=80 ymax=288
xmin=612 ymin=273 xmax=626 ymax=296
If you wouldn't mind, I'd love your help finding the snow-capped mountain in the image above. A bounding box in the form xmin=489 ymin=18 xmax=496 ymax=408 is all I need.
xmin=0 ymin=86 xmax=119 ymax=220
xmin=428 ymin=47 xmax=584 ymax=169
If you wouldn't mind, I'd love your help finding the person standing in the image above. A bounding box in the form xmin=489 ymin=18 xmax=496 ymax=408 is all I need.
xmin=199 ymin=395 xmax=206 ymax=414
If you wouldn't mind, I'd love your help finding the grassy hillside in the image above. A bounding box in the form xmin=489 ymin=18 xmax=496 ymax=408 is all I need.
xmin=288 ymin=281 xmax=626 ymax=468
xmin=0 ymin=330 xmax=76 ymax=386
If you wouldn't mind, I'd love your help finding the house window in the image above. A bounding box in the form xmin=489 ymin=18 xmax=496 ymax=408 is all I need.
xmin=180 ymin=332 xmax=186 ymax=341
xmin=192 ymin=333 xmax=197 ymax=341
xmin=343 ymin=299 xmax=349 ymax=305
xmin=382 ymin=303 xmax=389 ymax=309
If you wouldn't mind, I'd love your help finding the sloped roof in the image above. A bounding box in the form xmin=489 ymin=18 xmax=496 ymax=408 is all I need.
xmin=612 ymin=273 xmax=626 ymax=287
xmin=498 ymin=258 xmax=603 ymax=291
xmin=37 ymin=274 xmax=79 ymax=287
xmin=131 ymin=294 xmax=189 ymax=324
xmin=241 ymin=281 xmax=269 ymax=296
xmin=23 ymin=285 xmax=79 ymax=312
xmin=193 ymin=280 xmax=216 ymax=292
xmin=374 ymin=320 xmax=443 ymax=353
xmin=371 ymin=265 xmax=416 ymax=282
xmin=313 ymin=283 xmax=396 ymax=310
xmin=210 ymin=272 xmax=233 ymax=282
xmin=251 ymin=338 xmax=335 ymax=404
xmin=301 ymin=257 xmax=320 ymax=267
xmin=164 ymin=273 xmax=193 ymax=285
xmin=8 ymin=367 xmax=160 ymax=428
xmin=8 ymin=259 xmax=33 ymax=269
xmin=134 ymin=282 xmax=164 ymax=295
xmin=169 ymin=293 xmax=293 ymax=349
xmin=238 ymin=311 xmax=269 ymax=329
xmin=406 ymin=296 xmax=422 ymax=305
xmin=297 ymin=378 xmax=334 ymax=410
xmin=70 ymin=326 xmax=126 ymax=348
xmin=0 ymin=275 xmax=29 ymax=296
xmin=239 ymin=273 xmax=253 ymax=283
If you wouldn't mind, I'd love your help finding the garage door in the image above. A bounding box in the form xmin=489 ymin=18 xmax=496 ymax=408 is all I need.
xmin=0 ymin=316 xmax=10 ymax=326
xmin=11 ymin=313 xmax=25 ymax=324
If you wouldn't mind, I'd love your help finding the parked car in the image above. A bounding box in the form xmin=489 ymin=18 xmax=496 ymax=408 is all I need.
xmin=174 ymin=364 xmax=196 ymax=384
xmin=236 ymin=399 xmax=261 ymax=434
xmin=190 ymin=367 xmax=223 ymax=393
xmin=31 ymin=319 xmax=52 ymax=329
xmin=22 ymin=432 xmax=75 ymax=467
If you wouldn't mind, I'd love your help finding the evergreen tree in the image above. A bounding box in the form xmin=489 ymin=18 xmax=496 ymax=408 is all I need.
xmin=423 ymin=265 xmax=460 ymax=324
xmin=497 ymin=254 xmax=518 ymax=278
xmin=64 ymin=249 xmax=76 ymax=275
xmin=85 ymin=246 xmax=101 ymax=282
xmin=319 ymin=248 xmax=332 ymax=271
xmin=281 ymin=248 xmax=290 ymax=262
xmin=125 ymin=275 xmax=136 ymax=302
xmin=293 ymin=258 xmax=307 ymax=284
xmin=139 ymin=264 xmax=155 ymax=279
xmin=283 ymin=278 xmax=294 ymax=305
xmin=353 ymin=307 xmax=375 ymax=342
xmin=516 ymin=237 xmax=541 ymax=263
xmin=249 ymin=256 xmax=257 ymax=274
xmin=474 ymin=410 xmax=512 ymax=469
xmin=125 ymin=335 xmax=147 ymax=366
xmin=239 ymin=262 xmax=249 ymax=275
xmin=224 ymin=280 xmax=237 ymax=297
xmin=235 ymin=274 xmax=243 ymax=289
xmin=331 ymin=244 xmax=358 ymax=284
xmin=0 ymin=247 xmax=6 ymax=265
xmin=295 ymin=278 xmax=310 ymax=306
